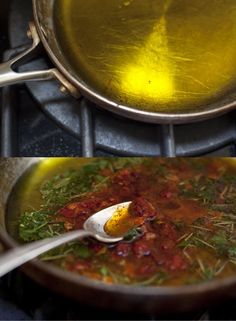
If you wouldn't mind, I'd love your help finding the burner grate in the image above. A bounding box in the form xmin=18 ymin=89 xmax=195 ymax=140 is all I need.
xmin=0 ymin=270 xmax=222 ymax=321
xmin=1 ymin=45 xmax=236 ymax=157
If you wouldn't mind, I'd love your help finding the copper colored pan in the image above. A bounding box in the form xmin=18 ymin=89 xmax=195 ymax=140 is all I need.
xmin=0 ymin=158 xmax=236 ymax=315
xmin=0 ymin=1 xmax=236 ymax=123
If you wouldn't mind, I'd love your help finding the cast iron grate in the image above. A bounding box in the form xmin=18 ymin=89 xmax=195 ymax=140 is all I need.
xmin=2 ymin=270 xmax=235 ymax=321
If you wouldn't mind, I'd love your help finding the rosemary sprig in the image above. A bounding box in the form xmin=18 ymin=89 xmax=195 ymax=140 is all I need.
xmin=196 ymin=257 xmax=228 ymax=281
xmin=134 ymin=271 xmax=169 ymax=287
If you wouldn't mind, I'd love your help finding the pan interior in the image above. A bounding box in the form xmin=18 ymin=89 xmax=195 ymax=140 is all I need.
xmin=53 ymin=0 xmax=236 ymax=113
xmin=6 ymin=158 xmax=90 ymax=241
xmin=5 ymin=157 xmax=236 ymax=288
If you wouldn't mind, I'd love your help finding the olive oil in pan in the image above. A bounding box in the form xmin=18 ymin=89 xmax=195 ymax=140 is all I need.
xmin=55 ymin=0 xmax=236 ymax=113
xmin=7 ymin=158 xmax=90 ymax=241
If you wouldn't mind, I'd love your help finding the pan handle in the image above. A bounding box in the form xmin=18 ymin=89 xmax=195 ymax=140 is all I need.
xmin=0 ymin=23 xmax=80 ymax=98
xmin=0 ymin=230 xmax=92 ymax=278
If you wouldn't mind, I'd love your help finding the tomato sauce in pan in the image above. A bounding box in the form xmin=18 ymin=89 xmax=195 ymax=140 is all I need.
xmin=12 ymin=158 xmax=236 ymax=286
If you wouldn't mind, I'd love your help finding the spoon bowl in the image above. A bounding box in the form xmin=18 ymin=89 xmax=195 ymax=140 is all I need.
xmin=84 ymin=202 xmax=131 ymax=243
xmin=0 ymin=202 xmax=131 ymax=278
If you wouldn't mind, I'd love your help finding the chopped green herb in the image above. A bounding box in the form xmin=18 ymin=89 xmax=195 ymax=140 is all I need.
xmin=124 ymin=228 xmax=142 ymax=242
xmin=19 ymin=209 xmax=64 ymax=242
xmin=100 ymin=266 xmax=109 ymax=277
xmin=196 ymin=258 xmax=228 ymax=281
xmin=180 ymin=177 xmax=217 ymax=205
xmin=40 ymin=160 xmax=112 ymax=208
xmin=19 ymin=159 xmax=144 ymax=242
xmin=135 ymin=271 xmax=169 ymax=287
xmin=72 ymin=243 xmax=92 ymax=259
xmin=228 ymin=246 xmax=236 ymax=259
xmin=17 ymin=158 xmax=236 ymax=286
xmin=211 ymin=232 xmax=228 ymax=246
xmin=173 ymin=221 xmax=186 ymax=231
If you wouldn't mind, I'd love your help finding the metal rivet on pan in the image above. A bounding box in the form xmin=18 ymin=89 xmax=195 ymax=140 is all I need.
xmin=27 ymin=29 xmax=32 ymax=39
xmin=60 ymin=86 xmax=68 ymax=95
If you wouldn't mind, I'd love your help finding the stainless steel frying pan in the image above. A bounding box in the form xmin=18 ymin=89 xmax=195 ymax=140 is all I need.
xmin=0 ymin=158 xmax=236 ymax=315
xmin=0 ymin=0 xmax=236 ymax=124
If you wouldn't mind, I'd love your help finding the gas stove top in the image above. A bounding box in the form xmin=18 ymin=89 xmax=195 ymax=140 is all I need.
xmin=1 ymin=0 xmax=236 ymax=157
xmin=1 ymin=268 xmax=236 ymax=321
xmin=1 ymin=1 xmax=236 ymax=320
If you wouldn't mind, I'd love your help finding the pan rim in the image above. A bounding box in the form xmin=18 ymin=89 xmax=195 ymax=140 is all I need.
xmin=1 ymin=226 xmax=236 ymax=298
xmin=1 ymin=157 xmax=236 ymax=312
xmin=32 ymin=0 xmax=236 ymax=125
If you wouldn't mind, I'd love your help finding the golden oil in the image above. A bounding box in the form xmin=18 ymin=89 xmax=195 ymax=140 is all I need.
xmin=55 ymin=0 xmax=236 ymax=113
xmin=6 ymin=158 xmax=90 ymax=239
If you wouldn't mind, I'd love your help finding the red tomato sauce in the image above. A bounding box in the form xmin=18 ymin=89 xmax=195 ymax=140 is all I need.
xmin=19 ymin=159 xmax=236 ymax=286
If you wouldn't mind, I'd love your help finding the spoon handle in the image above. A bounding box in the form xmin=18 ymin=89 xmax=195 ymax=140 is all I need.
xmin=0 ymin=230 xmax=92 ymax=278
